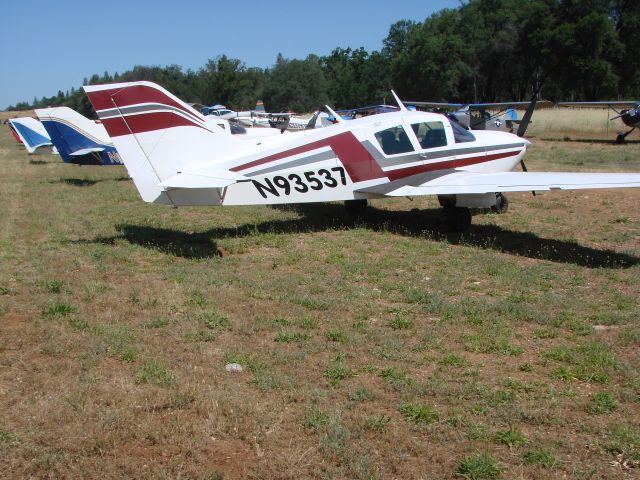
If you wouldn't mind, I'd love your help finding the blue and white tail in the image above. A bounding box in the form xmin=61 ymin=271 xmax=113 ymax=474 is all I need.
xmin=8 ymin=117 xmax=53 ymax=153
xmin=35 ymin=107 xmax=122 ymax=165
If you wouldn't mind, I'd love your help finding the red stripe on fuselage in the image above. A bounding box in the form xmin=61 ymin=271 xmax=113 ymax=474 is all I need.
xmin=386 ymin=150 xmax=521 ymax=181
xmin=101 ymin=112 xmax=206 ymax=137
xmin=230 ymin=131 xmax=386 ymax=183
xmin=7 ymin=125 xmax=22 ymax=143
xmin=86 ymin=85 xmax=200 ymax=123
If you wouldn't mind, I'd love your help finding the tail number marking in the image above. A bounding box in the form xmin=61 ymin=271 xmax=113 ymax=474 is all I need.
xmin=252 ymin=167 xmax=347 ymax=198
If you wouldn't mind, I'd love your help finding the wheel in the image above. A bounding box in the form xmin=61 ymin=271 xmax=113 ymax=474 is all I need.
xmin=616 ymin=133 xmax=625 ymax=144
xmin=345 ymin=199 xmax=368 ymax=215
xmin=444 ymin=207 xmax=472 ymax=232
xmin=492 ymin=193 xmax=509 ymax=214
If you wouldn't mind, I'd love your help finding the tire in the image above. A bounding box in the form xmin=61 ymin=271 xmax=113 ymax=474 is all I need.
xmin=445 ymin=207 xmax=472 ymax=232
xmin=345 ymin=199 xmax=368 ymax=215
xmin=616 ymin=133 xmax=625 ymax=144
xmin=492 ymin=193 xmax=509 ymax=214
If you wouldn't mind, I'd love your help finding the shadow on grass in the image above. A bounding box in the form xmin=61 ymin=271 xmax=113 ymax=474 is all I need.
xmin=29 ymin=159 xmax=56 ymax=165
xmin=78 ymin=203 xmax=638 ymax=267
xmin=55 ymin=176 xmax=130 ymax=187
xmin=540 ymin=136 xmax=640 ymax=145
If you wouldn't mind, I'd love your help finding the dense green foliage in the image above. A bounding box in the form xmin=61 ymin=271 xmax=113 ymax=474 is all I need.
xmin=8 ymin=0 xmax=640 ymax=115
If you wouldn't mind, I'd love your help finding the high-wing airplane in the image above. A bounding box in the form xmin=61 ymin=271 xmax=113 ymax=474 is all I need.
xmin=7 ymin=117 xmax=54 ymax=153
xmin=557 ymin=101 xmax=640 ymax=144
xmin=82 ymin=81 xmax=640 ymax=231
xmin=403 ymin=101 xmax=552 ymax=134
xmin=35 ymin=107 xmax=123 ymax=165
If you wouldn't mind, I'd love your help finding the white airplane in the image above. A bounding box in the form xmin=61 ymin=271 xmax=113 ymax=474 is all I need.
xmin=83 ymin=81 xmax=640 ymax=231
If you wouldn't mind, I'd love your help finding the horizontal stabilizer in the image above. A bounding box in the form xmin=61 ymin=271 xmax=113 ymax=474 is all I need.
xmin=69 ymin=147 xmax=105 ymax=156
xmin=158 ymin=170 xmax=246 ymax=189
xmin=359 ymin=171 xmax=640 ymax=197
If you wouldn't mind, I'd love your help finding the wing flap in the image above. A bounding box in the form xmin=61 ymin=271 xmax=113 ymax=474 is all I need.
xmin=362 ymin=171 xmax=640 ymax=197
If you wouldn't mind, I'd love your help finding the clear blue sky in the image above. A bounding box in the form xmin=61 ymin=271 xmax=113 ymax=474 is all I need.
xmin=0 ymin=0 xmax=459 ymax=109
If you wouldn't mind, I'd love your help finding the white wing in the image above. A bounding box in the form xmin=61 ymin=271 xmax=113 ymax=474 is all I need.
xmin=359 ymin=171 xmax=640 ymax=197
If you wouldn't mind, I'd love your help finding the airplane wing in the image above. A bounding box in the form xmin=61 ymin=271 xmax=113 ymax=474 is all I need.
xmin=403 ymin=101 xmax=552 ymax=110
xmin=558 ymin=101 xmax=638 ymax=108
xmin=403 ymin=101 xmax=466 ymax=109
xmin=467 ymin=101 xmax=552 ymax=109
xmin=358 ymin=170 xmax=640 ymax=197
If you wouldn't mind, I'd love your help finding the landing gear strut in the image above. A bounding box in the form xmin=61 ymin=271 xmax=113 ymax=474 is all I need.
xmin=492 ymin=193 xmax=509 ymax=214
xmin=616 ymin=127 xmax=636 ymax=144
xmin=345 ymin=199 xmax=368 ymax=215
xmin=444 ymin=207 xmax=472 ymax=232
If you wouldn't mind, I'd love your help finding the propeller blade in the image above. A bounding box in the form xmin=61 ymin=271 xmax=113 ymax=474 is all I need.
xmin=516 ymin=95 xmax=538 ymax=137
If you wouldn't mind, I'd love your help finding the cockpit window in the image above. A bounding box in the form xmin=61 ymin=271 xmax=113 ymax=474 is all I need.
xmin=411 ymin=121 xmax=448 ymax=149
xmin=374 ymin=125 xmax=415 ymax=155
xmin=450 ymin=120 xmax=476 ymax=143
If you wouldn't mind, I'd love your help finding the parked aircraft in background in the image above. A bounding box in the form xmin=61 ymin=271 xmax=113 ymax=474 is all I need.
xmin=35 ymin=107 xmax=123 ymax=165
xmin=402 ymin=100 xmax=552 ymax=134
xmin=7 ymin=117 xmax=55 ymax=153
xmin=557 ymin=101 xmax=640 ymax=143
xmin=83 ymin=81 xmax=640 ymax=231
xmin=5 ymin=120 xmax=24 ymax=144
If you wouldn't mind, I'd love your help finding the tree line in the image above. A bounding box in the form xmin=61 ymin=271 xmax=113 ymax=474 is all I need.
xmin=8 ymin=0 xmax=639 ymax=116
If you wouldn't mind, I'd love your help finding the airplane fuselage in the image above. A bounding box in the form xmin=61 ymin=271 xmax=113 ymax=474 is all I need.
xmin=158 ymin=110 xmax=528 ymax=207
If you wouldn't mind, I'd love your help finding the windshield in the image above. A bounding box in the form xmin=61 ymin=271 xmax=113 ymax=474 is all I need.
xmin=450 ymin=120 xmax=476 ymax=143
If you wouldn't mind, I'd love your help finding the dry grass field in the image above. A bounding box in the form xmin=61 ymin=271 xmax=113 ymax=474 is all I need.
xmin=0 ymin=122 xmax=639 ymax=479
xmin=524 ymin=107 xmax=634 ymax=141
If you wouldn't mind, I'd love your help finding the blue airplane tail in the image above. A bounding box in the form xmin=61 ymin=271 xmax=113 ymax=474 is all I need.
xmin=8 ymin=117 xmax=53 ymax=153
xmin=35 ymin=107 xmax=122 ymax=165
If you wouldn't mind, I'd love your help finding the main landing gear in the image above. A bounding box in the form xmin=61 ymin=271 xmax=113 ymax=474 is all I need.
xmin=492 ymin=192 xmax=509 ymax=214
xmin=616 ymin=127 xmax=636 ymax=144
xmin=344 ymin=199 xmax=368 ymax=215
xmin=439 ymin=192 xmax=510 ymax=232
xmin=443 ymin=206 xmax=472 ymax=232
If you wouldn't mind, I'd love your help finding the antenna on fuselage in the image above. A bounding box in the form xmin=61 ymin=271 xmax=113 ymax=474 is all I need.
xmin=391 ymin=90 xmax=408 ymax=112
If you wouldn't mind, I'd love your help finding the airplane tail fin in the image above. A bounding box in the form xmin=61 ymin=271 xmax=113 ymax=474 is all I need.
xmin=35 ymin=107 xmax=121 ymax=165
xmin=8 ymin=117 xmax=52 ymax=153
xmin=83 ymin=81 xmax=243 ymax=204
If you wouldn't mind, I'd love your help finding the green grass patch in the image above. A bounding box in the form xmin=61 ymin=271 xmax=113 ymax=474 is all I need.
xmin=363 ymin=414 xmax=391 ymax=432
xmin=521 ymin=448 xmax=558 ymax=468
xmin=456 ymin=452 xmax=501 ymax=479
xmin=42 ymin=301 xmax=77 ymax=317
xmin=398 ymin=403 xmax=439 ymax=425
xmin=324 ymin=329 xmax=347 ymax=342
xmin=389 ymin=316 xmax=413 ymax=330
xmin=274 ymin=332 xmax=310 ymax=343
xmin=495 ymin=426 xmax=527 ymax=447
xmin=201 ymin=311 xmax=231 ymax=330
xmin=587 ymin=392 xmax=617 ymax=414
xmin=135 ymin=360 xmax=176 ymax=386
xmin=41 ymin=279 xmax=66 ymax=294
xmin=302 ymin=408 xmax=330 ymax=431
xmin=324 ymin=364 xmax=355 ymax=386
